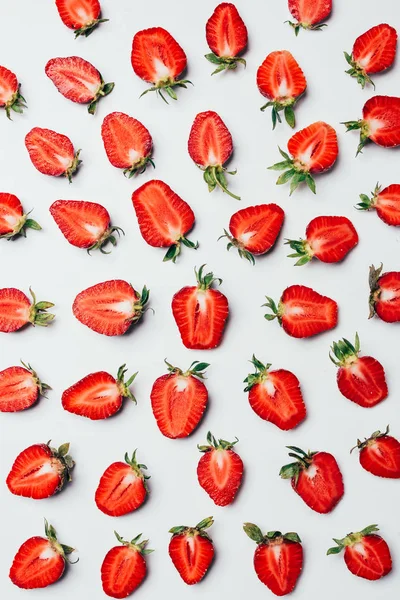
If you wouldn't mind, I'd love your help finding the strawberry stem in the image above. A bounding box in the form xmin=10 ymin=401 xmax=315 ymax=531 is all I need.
xmin=74 ymin=18 xmax=109 ymax=38
xmin=28 ymin=287 xmax=55 ymax=327
xmin=5 ymin=85 xmax=27 ymax=120
xmin=343 ymin=51 xmax=375 ymax=89
xmin=203 ymin=165 xmax=240 ymax=200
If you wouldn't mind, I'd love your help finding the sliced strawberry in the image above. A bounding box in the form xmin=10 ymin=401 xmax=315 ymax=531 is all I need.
xmin=287 ymin=0 xmax=332 ymax=35
xmin=0 ymin=65 xmax=26 ymax=119
xmin=369 ymin=263 xmax=400 ymax=322
xmin=205 ymin=3 xmax=247 ymax=74
xmin=0 ymin=287 xmax=55 ymax=332
xmin=352 ymin=426 xmax=400 ymax=479
xmin=132 ymin=180 xmax=197 ymax=262
xmin=55 ymin=0 xmax=108 ymax=37
xmin=357 ymin=182 xmax=400 ymax=226
xmin=344 ymin=95 xmax=400 ymax=154
xmin=169 ymin=517 xmax=214 ymax=585
xmin=25 ymin=127 xmax=81 ymax=182
xmin=0 ymin=193 xmax=41 ymax=239
xmin=95 ymin=450 xmax=149 ymax=516
xmin=0 ymin=361 xmax=50 ymax=412
xmin=72 ymin=279 xmax=149 ymax=336
xmin=150 ymin=360 xmax=208 ymax=438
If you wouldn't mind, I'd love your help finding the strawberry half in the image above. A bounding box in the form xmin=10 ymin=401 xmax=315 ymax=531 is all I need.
xmin=280 ymin=446 xmax=344 ymax=514
xmin=0 ymin=361 xmax=50 ymax=412
xmin=62 ymin=365 xmax=137 ymax=420
xmin=269 ymin=122 xmax=338 ymax=194
xmin=50 ymin=199 xmax=123 ymax=253
xmin=188 ymin=110 xmax=240 ymax=200
xmin=205 ymin=3 xmax=248 ymax=74
xmin=131 ymin=27 xmax=190 ymax=102
xmin=132 ymin=180 xmax=197 ymax=262
xmin=330 ymin=333 xmax=388 ymax=408
xmin=286 ymin=0 xmax=332 ymax=35
xmin=73 ymin=279 xmax=149 ymax=336
xmin=150 ymin=360 xmax=209 ymax=438
xmin=244 ymin=355 xmax=306 ymax=430
xmin=9 ymin=519 xmax=76 ymax=589
xmin=344 ymin=24 xmax=397 ymax=88
xmin=286 ymin=215 xmax=358 ymax=265
xmin=263 ymin=284 xmax=338 ymax=338
xmin=101 ymin=531 xmax=153 ymax=599
xmin=0 ymin=193 xmax=41 ymax=240
xmin=243 ymin=524 xmax=303 ymax=596
xmin=6 ymin=442 xmax=74 ymax=499
xmin=0 ymin=65 xmax=26 ymax=119
xmin=352 ymin=426 xmax=400 ymax=479
xmin=327 ymin=525 xmax=392 ymax=580
xmin=172 ymin=264 xmax=229 ymax=349
xmin=95 ymin=450 xmax=149 ymax=516
xmin=169 ymin=517 xmax=214 ymax=585
xmin=101 ymin=112 xmax=154 ymax=178
xmin=0 ymin=287 xmax=55 ymax=332
xmin=369 ymin=263 xmax=400 ymax=322
xmin=257 ymin=50 xmax=307 ymax=129
xmin=220 ymin=203 xmax=284 ymax=264
xmin=357 ymin=182 xmax=400 ymax=226
xmin=55 ymin=0 xmax=108 ymax=37
xmin=45 ymin=56 xmax=114 ymax=115
xmin=25 ymin=127 xmax=81 ymax=182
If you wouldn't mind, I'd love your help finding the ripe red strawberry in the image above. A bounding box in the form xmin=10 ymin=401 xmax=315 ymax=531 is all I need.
xmin=220 ymin=204 xmax=284 ymax=264
xmin=205 ymin=3 xmax=248 ymax=74
xmin=0 ymin=65 xmax=26 ymax=119
xmin=269 ymin=122 xmax=338 ymax=194
xmin=62 ymin=365 xmax=137 ymax=420
xmin=369 ymin=263 xmax=400 ymax=322
xmin=343 ymin=96 xmax=400 ymax=154
xmin=150 ymin=360 xmax=209 ymax=438
xmin=0 ymin=193 xmax=41 ymax=239
xmin=327 ymin=525 xmax=392 ymax=580
xmin=286 ymin=216 xmax=358 ymax=265
xmin=243 ymin=524 xmax=303 ymax=596
xmin=344 ymin=24 xmax=397 ymax=88
xmin=50 ymin=199 xmax=123 ymax=253
xmin=45 ymin=56 xmax=114 ymax=115
xmin=257 ymin=51 xmax=307 ymax=129
xmin=73 ymin=279 xmax=149 ymax=336
xmin=101 ymin=531 xmax=153 ymax=598
xmin=286 ymin=0 xmax=332 ymax=35
xmin=9 ymin=519 xmax=76 ymax=589
xmin=25 ymin=127 xmax=81 ymax=182
xmin=352 ymin=426 xmax=400 ymax=479
xmin=244 ymin=355 xmax=306 ymax=430
xmin=55 ymin=0 xmax=108 ymax=37
xmin=0 ymin=287 xmax=55 ymax=332
xmin=330 ymin=333 xmax=388 ymax=408
xmin=169 ymin=517 xmax=214 ymax=585
xmin=101 ymin=112 xmax=154 ymax=178
xmin=263 ymin=285 xmax=338 ymax=338
xmin=95 ymin=450 xmax=149 ymax=516
xmin=280 ymin=446 xmax=344 ymax=514
xmin=6 ymin=442 xmax=74 ymax=499
xmin=357 ymin=182 xmax=400 ymax=226
xmin=188 ymin=111 xmax=240 ymax=200
xmin=0 ymin=361 xmax=50 ymax=412
xmin=132 ymin=180 xmax=198 ymax=262
xmin=172 ymin=265 xmax=229 ymax=349
xmin=131 ymin=27 xmax=190 ymax=102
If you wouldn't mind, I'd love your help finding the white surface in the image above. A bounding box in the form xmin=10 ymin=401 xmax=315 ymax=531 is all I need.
xmin=1 ymin=0 xmax=400 ymax=598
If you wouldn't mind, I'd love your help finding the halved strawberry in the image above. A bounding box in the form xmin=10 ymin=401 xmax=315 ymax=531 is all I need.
xmin=220 ymin=204 xmax=284 ymax=264
xmin=352 ymin=426 xmax=400 ymax=479
xmin=243 ymin=524 xmax=303 ymax=596
xmin=95 ymin=450 xmax=149 ymax=516
xmin=263 ymin=284 xmax=338 ymax=338
xmin=55 ymin=0 xmax=108 ymax=37
xmin=188 ymin=111 xmax=240 ymax=200
xmin=0 ymin=287 xmax=55 ymax=332
xmin=172 ymin=265 xmax=229 ymax=349
xmin=357 ymin=182 xmax=400 ymax=226
xmin=0 ymin=65 xmax=26 ymax=119
xmin=72 ymin=279 xmax=149 ymax=336
xmin=244 ymin=355 xmax=306 ymax=430
xmin=205 ymin=3 xmax=248 ymax=74
xmin=344 ymin=24 xmax=397 ymax=88
xmin=25 ymin=127 xmax=81 ymax=182
xmin=150 ymin=360 xmax=209 ymax=438
xmin=0 ymin=361 xmax=50 ymax=412
xmin=45 ymin=56 xmax=114 ymax=115
xmin=280 ymin=446 xmax=344 ymax=514
xmin=269 ymin=122 xmax=338 ymax=194
xmin=0 ymin=193 xmax=41 ymax=239
xmin=62 ymin=365 xmax=137 ymax=420
xmin=132 ymin=180 xmax=197 ymax=262
xmin=330 ymin=333 xmax=388 ymax=408
xmin=369 ymin=263 xmax=400 ymax=322
xmin=286 ymin=216 xmax=358 ymax=265
xmin=257 ymin=51 xmax=307 ymax=129
xmin=169 ymin=517 xmax=214 ymax=585
xmin=286 ymin=0 xmax=332 ymax=35
xmin=327 ymin=525 xmax=392 ymax=580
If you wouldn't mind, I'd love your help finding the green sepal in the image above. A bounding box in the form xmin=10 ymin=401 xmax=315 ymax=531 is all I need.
xmin=162 ymin=235 xmax=198 ymax=263
xmin=343 ymin=51 xmax=375 ymax=89
xmin=368 ymin=263 xmax=384 ymax=319
xmin=65 ymin=149 xmax=82 ymax=183
xmin=194 ymin=264 xmax=222 ymax=291
xmin=74 ymin=18 xmax=109 ymax=38
xmin=201 ymin=165 xmax=241 ymax=200
xmin=114 ymin=531 xmax=154 ymax=554
xmin=279 ymin=446 xmax=315 ymax=485
xmin=350 ymin=425 xmax=390 ymax=454
xmin=284 ymin=238 xmax=313 ymax=265
xmin=124 ymin=449 xmax=150 ymax=490
xmin=341 ymin=119 xmax=370 ymax=156
xmin=116 ymin=364 xmax=138 ymax=403
xmin=0 ymin=209 xmax=42 ymax=240
xmin=20 ymin=359 xmax=51 ymax=396
xmin=4 ymin=85 xmax=27 ymax=120
xmin=164 ymin=358 xmax=209 ymax=380
xmin=218 ymin=229 xmax=255 ymax=265
xmin=197 ymin=431 xmax=238 ymax=453
xmin=139 ymin=77 xmax=193 ymax=103
xmin=243 ymin=523 xmax=264 ymax=543
xmin=243 ymin=355 xmax=272 ymax=391
xmin=87 ymin=225 xmax=124 ymax=255
xmin=28 ymin=287 xmax=55 ymax=327
xmin=356 ymin=182 xmax=380 ymax=212
xmin=123 ymin=154 xmax=155 ymax=178
xmin=87 ymin=78 xmax=115 ymax=114
xmin=285 ymin=20 xmax=328 ymax=35
xmin=327 ymin=525 xmax=380 ymax=555
xmin=244 ymin=524 xmax=301 ymax=546
xmin=169 ymin=517 xmax=214 ymax=541
xmin=205 ymin=53 xmax=246 ymax=75
xmin=329 ymin=333 xmax=360 ymax=367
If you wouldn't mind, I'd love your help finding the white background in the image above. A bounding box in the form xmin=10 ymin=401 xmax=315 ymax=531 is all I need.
xmin=1 ymin=0 xmax=400 ymax=598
